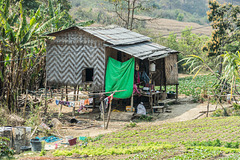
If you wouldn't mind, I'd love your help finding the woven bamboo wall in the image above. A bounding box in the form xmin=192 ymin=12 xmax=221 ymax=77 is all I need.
xmin=46 ymin=29 xmax=105 ymax=87
xmin=153 ymin=58 xmax=165 ymax=86
xmin=165 ymin=53 xmax=178 ymax=85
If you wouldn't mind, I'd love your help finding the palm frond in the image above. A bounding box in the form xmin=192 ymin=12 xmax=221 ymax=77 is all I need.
xmin=20 ymin=23 xmax=38 ymax=45
xmin=35 ymin=11 xmax=65 ymax=34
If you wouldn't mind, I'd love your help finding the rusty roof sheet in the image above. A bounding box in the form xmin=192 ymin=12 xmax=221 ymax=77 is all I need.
xmin=106 ymin=42 xmax=179 ymax=61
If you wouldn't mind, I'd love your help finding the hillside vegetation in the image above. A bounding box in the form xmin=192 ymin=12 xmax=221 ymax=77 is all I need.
xmin=69 ymin=0 xmax=240 ymax=26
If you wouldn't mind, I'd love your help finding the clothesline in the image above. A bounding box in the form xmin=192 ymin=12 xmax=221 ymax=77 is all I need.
xmin=43 ymin=90 xmax=126 ymax=97
xmin=55 ymin=98 xmax=94 ymax=107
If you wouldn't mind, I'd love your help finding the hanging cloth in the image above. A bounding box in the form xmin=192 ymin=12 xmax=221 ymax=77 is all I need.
xmin=105 ymin=57 xmax=135 ymax=99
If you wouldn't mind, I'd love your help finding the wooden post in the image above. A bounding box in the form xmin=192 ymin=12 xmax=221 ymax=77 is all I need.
xmin=106 ymin=99 xmax=112 ymax=129
xmin=65 ymin=85 xmax=68 ymax=101
xmin=58 ymin=89 xmax=63 ymax=118
xmin=72 ymin=87 xmax=76 ymax=116
xmin=101 ymin=101 xmax=105 ymax=129
xmin=44 ymin=81 xmax=48 ymax=114
xmin=176 ymin=84 xmax=179 ymax=101
xmin=77 ymin=85 xmax=79 ymax=101
xmin=16 ymin=89 xmax=18 ymax=113
xmin=50 ymin=88 xmax=53 ymax=98
xmin=23 ymin=89 xmax=28 ymax=118
xmin=131 ymin=92 xmax=134 ymax=111
xmin=207 ymin=96 xmax=210 ymax=117
xmin=150 ymin=86 xmax=153 ymax=114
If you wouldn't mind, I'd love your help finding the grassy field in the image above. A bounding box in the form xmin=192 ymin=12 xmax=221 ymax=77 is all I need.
xmin=52 ymin=116 xmax=240 ymax=159
xmin=167 ymin=75 xmax=218 ymax=101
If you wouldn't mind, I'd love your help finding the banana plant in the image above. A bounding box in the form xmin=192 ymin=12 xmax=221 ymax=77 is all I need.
xmin=0 ymin=0 xmax=71 ymax=112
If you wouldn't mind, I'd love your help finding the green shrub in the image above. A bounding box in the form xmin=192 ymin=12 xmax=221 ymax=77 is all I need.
xmin=126 ymin=122 xmax=137 ymax=128
xmin=233 ymin=103 xmax=240 ymax=110
xmin=0 ymin=137 xmax=14 ymax=159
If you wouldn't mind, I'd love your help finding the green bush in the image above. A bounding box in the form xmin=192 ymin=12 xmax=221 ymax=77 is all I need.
xmin=0 ymin=137 xmax=14 ymax=159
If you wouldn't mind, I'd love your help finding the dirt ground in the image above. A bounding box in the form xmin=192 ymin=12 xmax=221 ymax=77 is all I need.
xmin=46 ymin=95 xmax=230 ymax=139
xmin=17 ymin=95 xmax=232 ymax=160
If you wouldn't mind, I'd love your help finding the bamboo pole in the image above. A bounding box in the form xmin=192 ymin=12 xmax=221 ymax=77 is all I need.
xmin=65 ymin=85 xmax=68 ymax=101
xmin=72 ymin=87 xmax=76 ymax=116
xmin=207 ymin=96 xmax=210 ymax=117
xmin=106 ymin=98 xmax=113 ymax=129
xmin=131 ymin=92 xmax=134 ymax=111
xmin=44 ymin=82 xmax=47 ymax=114
xmin=50 ymin=89 xmax=53 ymax=98
xmin=176 ymin=84 xmax=179 ymax=101
xmin=77 ymin=85 xmax=79 ymax=101
xmin=58 ymin=89 xmax=63 ymax=118
xmin=150 ymin=86 xmax=153 ymax=114
xmin=43 ymin=90 xmax=126 ymax=96
xmin=101 ymin=101 xmax=105 ymax=129
xmin=23 ymin=89 xmax=28 ymax=118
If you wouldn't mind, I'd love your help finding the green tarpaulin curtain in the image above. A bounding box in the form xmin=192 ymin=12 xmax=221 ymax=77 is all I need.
xmin=105 ymin=57 xmax=135 ymax=99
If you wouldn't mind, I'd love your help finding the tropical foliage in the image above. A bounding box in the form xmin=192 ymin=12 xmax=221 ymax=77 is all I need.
xmin=0 ymin=0 xmax=75 ymax=112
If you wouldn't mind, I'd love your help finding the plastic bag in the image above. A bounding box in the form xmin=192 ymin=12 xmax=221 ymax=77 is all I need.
xmin=137 ymin=102 xmax=146 ymax=115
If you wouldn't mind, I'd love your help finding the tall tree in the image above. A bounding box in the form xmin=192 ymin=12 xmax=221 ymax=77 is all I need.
xmin=107 ymin=0 xmax=154 ymax=30
xmin=203 ymin=0 xmax=240 ymax=74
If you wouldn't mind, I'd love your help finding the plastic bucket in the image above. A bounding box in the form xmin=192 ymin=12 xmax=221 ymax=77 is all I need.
xmin=68 ymin=138 xmax=77 ymax=146
xmin=30 ymin=139 xmax=42 ymax=152
xmin=79 ymin=136 xmax=87 ymax=141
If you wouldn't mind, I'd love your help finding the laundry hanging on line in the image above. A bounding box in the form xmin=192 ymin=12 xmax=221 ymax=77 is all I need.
xmin=103 ymin=93 xmax=114 ymax=109
xmin=55 ymin=98 xmax=93 ymax=107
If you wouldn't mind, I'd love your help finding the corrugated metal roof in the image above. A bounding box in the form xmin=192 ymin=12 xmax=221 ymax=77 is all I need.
xmin=47 ymin=26 xmax=151 ymax=45
xmin=106 ymin=42 xmax=179 ymax=61
xmin=82 ymin=26 xmax=151 ymax=45
xmin=47 ymin=25 xmax=179 ymax=60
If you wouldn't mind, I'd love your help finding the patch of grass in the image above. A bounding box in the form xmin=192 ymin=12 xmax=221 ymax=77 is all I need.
xmin=125 ymin=122 xmax=137 ymax=128
xmin=52 ymin=116 xmax=240 ymax=159
xmin=166 ymin=75 xmax=217 ymax=101
xmin=170 ymin=148 xmax=222 ymax=160
xmin=53 ymin=142 xmax=175 ymax=156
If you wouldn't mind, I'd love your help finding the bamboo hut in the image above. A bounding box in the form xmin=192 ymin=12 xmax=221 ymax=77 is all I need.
xmin=46 ymin=25 xmax=179 ymax=111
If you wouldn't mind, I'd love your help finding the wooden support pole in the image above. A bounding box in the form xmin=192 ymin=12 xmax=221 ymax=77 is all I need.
xmin=58 ymin=89 xmax=63 ymax=118
xmin=23 ymin=89 xmax=28 ymax=118
xmin=72 ymin=87 xmax=76 ymax=116
xmin=44 ymin=82 xmax=48 ymax=114
xmin=176 ymin=84 xmax=179 ymax=101
xmin=207 ymin=96 xmax=210 ymax=117
xmin=101 ymin=101 xmax=105 ymax=129
xmin=65 ymin=85 xmax=68 ymax=101
xmin=16 ymin=89 xmax=18 ymax=113
xmin=77 ymin=85 xmax=79 ymax=101
xmin=105 ymin=99 xmax=112 ymax=129
xmin=50 ymin=89 xmax=53 ymax=98
xmin=131 ymin=92 xmax=134 ymax=111
xmin=150 ymin=86 xmax=153 ymax=114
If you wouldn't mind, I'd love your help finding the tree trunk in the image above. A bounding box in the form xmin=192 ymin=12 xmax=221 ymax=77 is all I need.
xmin=130 ymin=0 xmax=137 ymax=30
xmin=219 ymin=56 xmax=223 ymax=76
